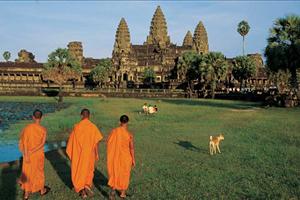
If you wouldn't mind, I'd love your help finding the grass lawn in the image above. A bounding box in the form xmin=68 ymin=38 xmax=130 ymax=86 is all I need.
xmin=0 ymin=96 xmax=299 ymax=199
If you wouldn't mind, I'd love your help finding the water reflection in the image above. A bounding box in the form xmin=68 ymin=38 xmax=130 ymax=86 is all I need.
xmin=0 ymin=141 xmax=67 ymax=163
xmin=0 ymin=101 xmax=69 ymax=163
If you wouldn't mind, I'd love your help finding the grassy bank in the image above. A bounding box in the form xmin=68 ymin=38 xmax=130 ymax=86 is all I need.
xmin=0 ymin=96 xmax=299 ymax=199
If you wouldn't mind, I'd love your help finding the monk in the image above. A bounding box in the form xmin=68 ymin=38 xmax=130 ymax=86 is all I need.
xmin=107 ymin=115 xmax=135 ymax=199
xmin=66 ymin=108 xmax=103 ymax=199
xmin=19 ymin=109 xmax=50 ymax=200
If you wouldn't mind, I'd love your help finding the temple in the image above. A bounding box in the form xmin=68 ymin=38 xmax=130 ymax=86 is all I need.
xmin=0 ymin=5 xmax=267 ymax=92
xmin=0 ymin=42 xmax=100 ymax=90
xmin=112 ymin=6 xmax=214 ymax=88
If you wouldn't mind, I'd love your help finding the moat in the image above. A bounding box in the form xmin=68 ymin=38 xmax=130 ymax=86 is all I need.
xmin=0 ymin=102 xmax=68 ymax=162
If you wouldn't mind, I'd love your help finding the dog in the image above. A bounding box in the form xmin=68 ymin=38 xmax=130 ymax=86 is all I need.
xmin=209 ymin=134 xmax=224 ymax=155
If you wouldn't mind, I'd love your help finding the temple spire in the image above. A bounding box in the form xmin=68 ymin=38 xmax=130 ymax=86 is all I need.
xmin=113 ymin=18 xmax=131 ymax=55
xmin=192 ymin=21 xmax=209 ymax=54
xmin=182 ymin=30 xmax=193 ymax=47
xmin=145 ymin=6 xmax=170 ymax=48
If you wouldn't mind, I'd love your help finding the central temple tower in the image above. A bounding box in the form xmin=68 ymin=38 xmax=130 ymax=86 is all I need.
xmin=145 ymin=6 xmax=171 ymax=48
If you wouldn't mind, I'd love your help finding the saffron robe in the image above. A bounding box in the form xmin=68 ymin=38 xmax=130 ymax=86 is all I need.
xmin=19 ymin=123 xmax=46 ymax=193
xmin=107 ymin=126 xmax=133 ymax=190
xmin=66 ymin=119 xmax=103 ymax=193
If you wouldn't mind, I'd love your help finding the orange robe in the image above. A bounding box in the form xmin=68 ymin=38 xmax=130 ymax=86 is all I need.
xmin=107 ymin=126 xmax=133 ymax=190
xmin=19 ymin=123 xmax=46 ymax=193
xmin=66 ymin=119 xmax=103 ymax=193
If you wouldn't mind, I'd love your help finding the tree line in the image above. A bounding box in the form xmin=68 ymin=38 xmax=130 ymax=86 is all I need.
xmin=1 ymin=14 xmax=299 ymax=102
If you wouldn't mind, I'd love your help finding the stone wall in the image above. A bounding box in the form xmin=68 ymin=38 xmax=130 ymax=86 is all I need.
xmin=0 ymin=87 xmax=186 ymax=98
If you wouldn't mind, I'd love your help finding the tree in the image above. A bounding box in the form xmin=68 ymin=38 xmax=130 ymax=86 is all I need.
xmin=200 ymin=52 xmax=228 ymax=98
xmin=90 ymin=58 xmax=112 ymax=88
xmin=42 ymin=48 xmax=82 ymax=103
xmin=264 ymin=14 xmax=300 ymax=89
xmin=232 ymin=56 xmax=256 ymax=91
xmin=177 ymin=51 xmax=201 ymax=96
xmin=3 ymin=51 xmax=11 ymax=62
xmin=177 ymin=51 xmax=199 ymax=80
xmin=268 ymin=69 xmax=291 ymax=94
xmin=237 ymin=20 xmax=250 ymax=56
xmin=143 ymin=67 xmax=155 ymax=88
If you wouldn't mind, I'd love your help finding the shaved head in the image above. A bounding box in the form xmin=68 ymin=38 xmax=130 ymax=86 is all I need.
xmin=120 ymin=115 xmax=129 ymax=124
xmin=81 ymin=108 xmax=90 ymax=119
xmin=33 ymin=109 xmax=43 ymax=119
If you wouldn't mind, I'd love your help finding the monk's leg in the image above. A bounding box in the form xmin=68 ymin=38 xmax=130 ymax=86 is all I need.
xmin=109 ymin=188 xmax=116 ymax=200
xmin=34 ymin=154 xmax=46 ymax=193
xmin=120 ymin=190 xmax=126 ymax=198
xmin=84 ymin=158 xmax=96 ymax=197
xmin=86 ymin=158 xmax=96 ymax=188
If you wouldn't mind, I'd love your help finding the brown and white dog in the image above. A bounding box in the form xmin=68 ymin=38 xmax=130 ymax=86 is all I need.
xmin=209 ymin=134 xmax=224 ymax=155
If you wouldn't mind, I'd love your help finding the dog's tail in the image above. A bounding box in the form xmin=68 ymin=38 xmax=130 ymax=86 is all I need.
xmin=209 ymin=136 xmax=212 ymax=141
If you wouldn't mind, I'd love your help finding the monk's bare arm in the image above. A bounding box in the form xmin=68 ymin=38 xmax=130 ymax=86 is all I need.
xmin=129 ymin=135 xmax=135 ymax=167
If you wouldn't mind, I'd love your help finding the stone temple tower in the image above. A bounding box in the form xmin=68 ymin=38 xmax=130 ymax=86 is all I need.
xmin=113 ymin=18 xmax=131 ymax=56
xmin=182 ymin=30 xmax=193 ymax=47
xmin=68 ymin=41 xmax=84 ymax=64
xmin=192 ymin=21 xmax=209 ymax=54
xmin=112 ymin=18 xmax=137 ymax=87
xmin=145 ymin=6 xmax=170 ymax=48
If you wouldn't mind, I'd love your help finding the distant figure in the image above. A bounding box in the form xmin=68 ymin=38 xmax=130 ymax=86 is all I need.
xmin=148 ymin=105 xmax=158 ymax=114
xmin=107 ymin=115 xmax=135 ymax=199
xmin=18 ymin=109 xmax=50 ymax=200
xmin=66 ymin=109 xmax=103 ymax=198
xmin=154 ymin=105 xmax=158 ymax=112
xmin=142 ymin=103 xmax=149 ymax=114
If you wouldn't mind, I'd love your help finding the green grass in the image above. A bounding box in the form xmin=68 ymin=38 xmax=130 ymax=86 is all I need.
xmin=0 ymin=96 xmax=299 ymax=199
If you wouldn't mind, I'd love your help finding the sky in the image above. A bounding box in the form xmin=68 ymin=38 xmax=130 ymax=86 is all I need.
xmin=0 ymin=1 xmax=299 ymax=62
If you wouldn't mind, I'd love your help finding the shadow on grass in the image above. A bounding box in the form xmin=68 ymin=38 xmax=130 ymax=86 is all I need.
xmin=94 ymin=168 xmax=109 ymax=198
xmin=45 ymin=144 xmax=109 ymax=197
xmin=174 ymin=140 xmax=206 ymax=153
xmin=0 ymin=158 xmax=22 ymax=200
xmin=45 ymin=147 xmax=72 ymax=189
xmin=163 ymin=99 xmax=260 ymax=110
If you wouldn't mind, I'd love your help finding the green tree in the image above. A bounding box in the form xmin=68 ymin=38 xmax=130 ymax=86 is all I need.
xmin=3 ymin=51 xmax=11 ymax=62
xmin=177 ymin=51 xmax=201 ymax=96
xmin=42 ymin=48 xmax=82 ymax=103
xmin=268 ymin=69 xmax=291 ymax=94
xmin=264 ymin=14 xmax=300 ymax=89
xmin=200 ymin=52 xmax=228 ymax=98
xmin=90 ymin=58 xmax=112 ymax=88
xmin=237 ymin=20 xmax=250 ymax=56
xmin=177 ymin=51 xmax=199 ymax=80
xmin=143 ymin=67 xmax=155 ymax=87
xmin=232 ymin=56 xmax=256 ymax=91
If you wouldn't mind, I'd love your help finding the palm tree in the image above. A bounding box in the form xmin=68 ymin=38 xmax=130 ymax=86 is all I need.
xmin=265 ymin=14 xmax=300 ymax=89
xmin=176 ymin=51 xmax=200 ymax=97
xmin=3 ymin=51 xmax=11 ymax=62
xmin=200 ymin=52 xmax=228 ymax=98
xmin=232 ymin=56 xmax=256 ymax=91
xmin=237 ymin=20 xmax=250 ymax=56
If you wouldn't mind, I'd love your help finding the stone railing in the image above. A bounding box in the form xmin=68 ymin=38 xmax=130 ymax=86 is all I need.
xmin=64 ymin=88 xmax=186 ymax=98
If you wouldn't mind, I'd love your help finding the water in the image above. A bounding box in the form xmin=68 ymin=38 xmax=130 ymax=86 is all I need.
xmin=0 ymin=102 xmax=68 ymax=132
xmin=0 ymin=102 xmax=69 ymax=163
xmin=0 ymin=141 xmax=67 ymax=163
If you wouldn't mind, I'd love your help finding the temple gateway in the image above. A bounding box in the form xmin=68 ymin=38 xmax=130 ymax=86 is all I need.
xmin=0 ymin=6 xmax=267 ymax=92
